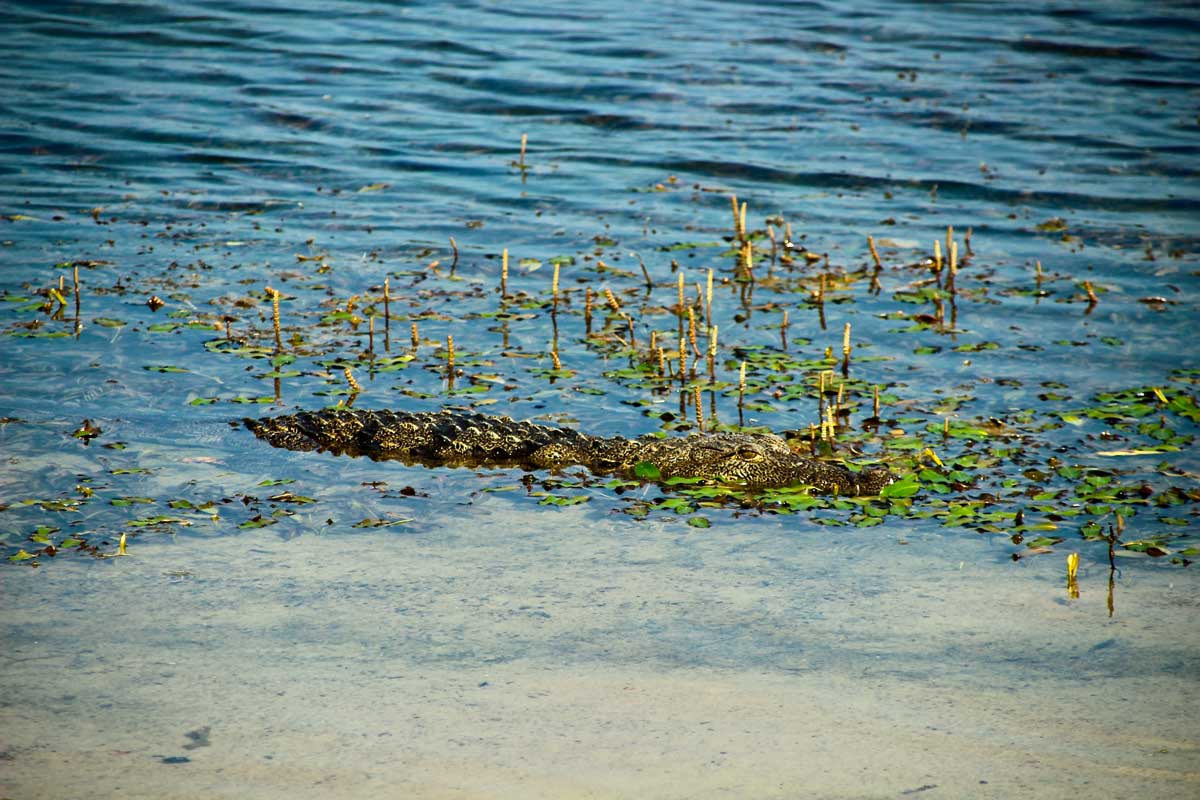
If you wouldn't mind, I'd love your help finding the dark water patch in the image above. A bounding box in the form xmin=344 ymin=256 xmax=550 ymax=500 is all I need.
xmin=256 ymin=109 xmax=334 ymax=133
xmin=744 ymin=36 xmax=848 ymax=54
xmin=404 ymin=38 xmax=500 ymax=59
xmin=1011 ymin=38 xmax=1161 ymax=61
xmin=574 ymin=46 xmax=669 ymax=60
xmin=712 ymin=102 xmax=828 ymax=117
xmin=642 ymin=159 xmax=895 ymax=192
xmin=429 ymin=71 xmax=681 ymax=107
xmin=569 ymin=113 xmax=657 ymax=132
xmin=164 ymin=198 xmax=299 ymax=214
xmin=1103 ymin=76 xmax=1200 ymax=91
xmin=452 ymin=98 xmax=580 ymax=118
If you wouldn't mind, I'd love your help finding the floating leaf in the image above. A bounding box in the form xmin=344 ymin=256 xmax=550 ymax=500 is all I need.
xmin=633 ymin=461 xmax=662 ymax=480
xmin=1123 ymin=540 xmax=1170 ymax=555
xmin=72 ymin=419 xmax=101 ymax=440
xmin=267 ymin=492 xmax=317 ymax=504
xmin=536 ymin=494 xmax=591 ymax=507
xmin=127 ymin=515 xmax=189 ymax=527
xmin=29 ymin=525 xmax=59 ymax=543
xmin=110 ymin=497 xmax=155 ymax=507
xmin=880 ymin=474 xmax=921 ymax=499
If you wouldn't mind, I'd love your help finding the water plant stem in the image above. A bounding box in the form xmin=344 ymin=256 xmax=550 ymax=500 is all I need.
xmin=344 ymin=367 xmax=362 ymax=394
xmin=383 ymin=277 xmax=391 ymax=351
xmin=501 ymin=248 xmax=509 ymax=300
xmin=842 ymin=322 xmax=852 ymax=376
xmin=706 ymin=268 xmax=713 ymax=329
xmin=266 ymin=286 xmax=282 ymax=352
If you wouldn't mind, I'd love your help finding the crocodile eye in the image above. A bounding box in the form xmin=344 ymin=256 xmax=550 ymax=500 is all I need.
xmin=737 ymin=447 xmax=763 ymax=461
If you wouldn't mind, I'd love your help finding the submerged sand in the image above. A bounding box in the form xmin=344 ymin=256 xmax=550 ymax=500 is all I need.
xmin=2 ymin=502 xmax=1197 ymax=799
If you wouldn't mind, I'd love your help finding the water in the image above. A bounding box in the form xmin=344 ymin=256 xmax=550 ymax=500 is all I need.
xmin=1 ymin=1 xmax=1199 ymax=797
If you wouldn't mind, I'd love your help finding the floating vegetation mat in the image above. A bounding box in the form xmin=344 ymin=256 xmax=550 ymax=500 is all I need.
xmin=1 ymin=183 xmax=1197 ymax=580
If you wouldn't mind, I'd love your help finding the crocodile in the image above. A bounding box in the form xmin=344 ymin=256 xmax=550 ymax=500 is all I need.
xmin=245 ymin=408 xmax=895 ymax=495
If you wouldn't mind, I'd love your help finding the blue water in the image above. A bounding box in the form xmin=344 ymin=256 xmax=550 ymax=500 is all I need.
xmin=2 ymin=1 xmax=1200 ymax=796
xmin=5 ymin=1 xmax=1198 ymax=241
xmin=2 ymin=0 xmax=1199 ymax=554
xmin=1 ymin=0 xmax=1198 ymax=549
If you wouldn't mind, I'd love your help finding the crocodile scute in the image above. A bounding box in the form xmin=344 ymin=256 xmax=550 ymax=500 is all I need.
xmin=245 ymin=408 xmax=895 ymax=496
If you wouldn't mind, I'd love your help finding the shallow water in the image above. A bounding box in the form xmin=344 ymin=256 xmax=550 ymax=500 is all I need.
xmin=2 ymin=0 xmax=1199 ymax=797
xmin=4 ymin=510 xmax=1199 ymax=798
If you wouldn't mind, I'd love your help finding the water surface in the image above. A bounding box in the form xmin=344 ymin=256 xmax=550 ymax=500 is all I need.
xmin=1 ymin=1 xmax=1198 ymax=797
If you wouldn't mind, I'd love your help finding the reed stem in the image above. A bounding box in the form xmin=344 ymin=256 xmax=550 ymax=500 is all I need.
xmin=266 ymin=286 xmax=282 ymax=352
xmin=383 ymin=277 xmax=391 ymax=351
xmin=677 ymin=271 xmax=685 ymax=343
xmin=687 ymin=306 xmax=699 ymax=356
xmin=705 ymin=268 xmax=714 ymax=329
xmin=501 ymin=248 xmax=509 ymax=299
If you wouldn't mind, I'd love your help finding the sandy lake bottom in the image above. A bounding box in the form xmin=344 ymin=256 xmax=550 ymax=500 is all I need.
xmin=2 ymin=502 xmax=1197 ymax=799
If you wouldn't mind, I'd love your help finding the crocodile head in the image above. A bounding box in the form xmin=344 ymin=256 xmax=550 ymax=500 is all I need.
xmin=635 ymin=431 xmax=895 ymax=495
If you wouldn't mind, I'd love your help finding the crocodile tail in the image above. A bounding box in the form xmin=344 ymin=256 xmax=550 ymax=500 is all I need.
xmin=245 ymin=408 xmax=601 ymax=465
xmin=244 ymin=409 xmax=371 ymax=455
